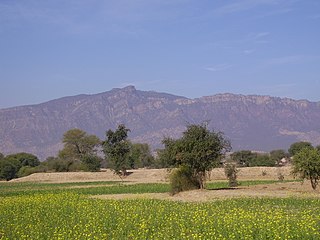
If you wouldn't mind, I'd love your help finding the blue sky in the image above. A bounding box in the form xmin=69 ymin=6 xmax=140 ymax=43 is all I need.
xmin=1 ymin=0 xmax=319 ymax=109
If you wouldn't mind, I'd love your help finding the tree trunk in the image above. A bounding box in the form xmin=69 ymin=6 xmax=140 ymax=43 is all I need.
xmin=198 ymin=171 xmax=205 ymax=189
xmin=310 ymin=178 xmax=318 ymax=190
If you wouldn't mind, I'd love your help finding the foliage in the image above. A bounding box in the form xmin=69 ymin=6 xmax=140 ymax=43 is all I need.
xmin=0 ymin=160 xmax=17 ymax=181
xmin=17 ymin=166 xmax=39 ymax=178
xmin=161 ymin=123 xmax=231 ymax=190
xmin=58 ymin=129 xmax=101 ymax=172
xmin=292 ymin=148 xmax=320 ymax=190
xmin=156 ymin=138 xmax=178 ymax=168
xmin=254 ymin=154 xmax=276 ymax=167
xmin=231 ymin=151 xmax=277 ymax=167
xmin=0 ymin=152 xmax=4 ymax=160
xmin=81 ymin=154 xmax=101 ymax=172
xmin=269 ymin=149 xmax=288 ymax=165
xmin=129 ymin=142 xmax=155 ymax=168
xmin=224 ymin=163 xmax=239 ymax=187
xmin=0 ymin=154 xmax=27 ymax=180
xmin=0 ymin=192 xmax=319 ymax=239
xmin=288 ymin=141 xmax=313 ymax=156
xmin=231 ymin=150 xmax=256 ymax=167
xmin=169 ymin=165 xmax=200 ymax=195
xmin=5 ymin=152 xmax=40 ymax=167
xmin=103 ymin=124 xmax=131 ymax=176
xmin=59 ymin=128 xmax=101 ymax=161
xmin=42 ymin=156 xmax=78 ymax=172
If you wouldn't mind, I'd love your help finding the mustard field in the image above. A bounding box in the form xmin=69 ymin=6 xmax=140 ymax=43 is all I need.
xmin=0 ymin=182 xmax=319 ymax=239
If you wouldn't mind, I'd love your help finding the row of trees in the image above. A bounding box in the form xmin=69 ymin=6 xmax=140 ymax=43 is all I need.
xmin=0 ymin=152 xmax=40 ymax=180
xmin=230 ymin=142 xmax=320 ymax=168
xmin=1 ymin=124 xmax=320 ymax=191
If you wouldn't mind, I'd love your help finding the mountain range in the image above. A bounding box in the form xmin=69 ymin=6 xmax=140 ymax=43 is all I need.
xmin=1 ymin=86 xmax=319 ymax=160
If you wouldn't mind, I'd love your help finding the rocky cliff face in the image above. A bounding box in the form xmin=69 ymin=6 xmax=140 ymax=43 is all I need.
xmin=1 ymin=86 xmax=319 ymax=159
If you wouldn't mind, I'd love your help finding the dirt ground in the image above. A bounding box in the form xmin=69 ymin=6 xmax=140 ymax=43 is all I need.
xmin=93 ymin=181 xmax=320 ymax=202
xmin=10 ymin=166 xmax=293 ymax=183
xmin=8 ymin=167 xmax=320 ymax=202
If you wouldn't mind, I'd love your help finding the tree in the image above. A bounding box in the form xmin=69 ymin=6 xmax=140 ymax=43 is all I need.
xmin=59 ymin=128 xmax=101 ymax=171
xmin=81 ymin=155 xmax=101 ymax=172
xmin=103 ymin=124 xmax=131 ymax=177
xmin=161 ymin=123 xmax=231 ymax=190
xmin=4 ymin=152 xmax=40 ymax=167
xmin=0 ymin=160 xmax=17 ymax=181
xmin=129 ymin=143 xmax=154 ymax=168
xmin=60 ymin=128 xmax=100 ymax=160
xmin=0 ymin=152 xmax=4 ymax=160
xmin=292 ymin=148 xmax=320 ymax=190
xmin=316 ymin=145 xmax=320 ymax=152
xmin=0 ymin=154 xmax=25 ymax=180
xmin=288 ymin=141 xmax=313 ymax=156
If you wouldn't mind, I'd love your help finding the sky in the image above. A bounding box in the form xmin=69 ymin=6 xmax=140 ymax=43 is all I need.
xmin=1 ymin=0 xmax=320 ymax=109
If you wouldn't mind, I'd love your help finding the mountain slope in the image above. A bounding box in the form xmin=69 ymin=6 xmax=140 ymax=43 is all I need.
xmin=1 ymin=86 xmax=319 ymax=159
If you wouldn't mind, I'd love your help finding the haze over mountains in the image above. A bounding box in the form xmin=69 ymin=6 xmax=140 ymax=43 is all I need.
xmin=0 ymin=86 xmax=319 ymax=159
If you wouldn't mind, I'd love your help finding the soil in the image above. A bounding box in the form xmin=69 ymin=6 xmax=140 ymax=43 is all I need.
xmin=8 ymin=167 xmax=320 ymax=202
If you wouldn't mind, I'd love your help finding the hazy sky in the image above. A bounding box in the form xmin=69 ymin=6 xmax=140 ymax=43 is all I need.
xmin=1 ymin=0 xmax=320 ymax=109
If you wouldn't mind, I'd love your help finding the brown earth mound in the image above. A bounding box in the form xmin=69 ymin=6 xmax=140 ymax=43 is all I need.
xmin=10 ymin=167 xmax=293 ymax=183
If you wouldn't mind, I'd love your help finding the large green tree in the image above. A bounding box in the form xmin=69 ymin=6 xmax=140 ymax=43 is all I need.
xmin=292 ymin=148 xmax=320 ymax=190
xmin=59 ymin=128 xmax=101 ymax=160
xmin=58 ymin=128 xmax=101 ymax=171
xmin=161 ymin=123 xmax=231 ymax=189
xmin=5 ymin=152 xmax=40 ymax=167
xmin=288 ymin=141 xmax=313 ymax=156
xmin=0 ymin=154 xmax=22 ymax=180
xmin=103 ymin=124 xmax=131 ymax=177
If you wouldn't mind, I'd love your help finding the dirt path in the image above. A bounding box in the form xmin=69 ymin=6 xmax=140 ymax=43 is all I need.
xmin=94 ymin=182 xmax=320 ymax=202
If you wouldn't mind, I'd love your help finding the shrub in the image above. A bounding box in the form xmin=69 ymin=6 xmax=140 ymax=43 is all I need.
xmin=169 ymin=165 xmax=199 ymax=195
xmin=81 ymin=155 xmax=101 ymax=172
xmin=17 ymin=166 xmax=35 ymax=178
xmin=224 ymin=163 xmax=239 ymax=187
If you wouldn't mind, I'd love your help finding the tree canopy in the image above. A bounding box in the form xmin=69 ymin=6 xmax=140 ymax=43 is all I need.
xmin=59 ymin=128 xmax=100 ymax=160
xmin=292 ymin=148 xmax=320 ymax=190
xmin=103 ymin=124 xmax=131 ymax=177
xmin=160 ymin=123 xmax=231 ymax=189
xmin=288 ymin=141 xmax=313 ymax=156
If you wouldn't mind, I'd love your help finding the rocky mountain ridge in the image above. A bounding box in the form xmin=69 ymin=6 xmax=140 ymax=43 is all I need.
xmin=1 ymin=86 xmax=319 ymax=159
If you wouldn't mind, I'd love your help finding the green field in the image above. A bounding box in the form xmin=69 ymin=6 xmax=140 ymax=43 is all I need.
xmin=0 ymin=181 xmax=319 ymax=239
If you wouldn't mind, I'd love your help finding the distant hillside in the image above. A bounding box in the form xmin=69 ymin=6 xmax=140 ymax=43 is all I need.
xmin=1 ymin=86 xmax=319 ymax=159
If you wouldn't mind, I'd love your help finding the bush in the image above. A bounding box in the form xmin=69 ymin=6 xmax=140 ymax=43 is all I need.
xmin=224 ymin=163 xmax=239 ymax=187
xmin=169 ymin=165 xmax=200 ymax=195
xmin=17 ymin=166 xmax=39 ymax=178
xmin=0 ymin=156 xmax=23 ymax=180
xmin=81 ymin=155 xmax=101 ymax=172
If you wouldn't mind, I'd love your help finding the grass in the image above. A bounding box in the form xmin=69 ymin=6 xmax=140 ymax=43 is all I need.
xmin=0 ymin=180 xmax=298 ymax=197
